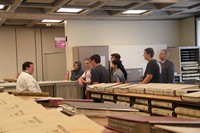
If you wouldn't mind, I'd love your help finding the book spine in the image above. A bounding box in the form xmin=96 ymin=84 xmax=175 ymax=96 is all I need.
xmin=175 ymin=107 xmax=200 ymax=118
xmin=104 ymin=87 xmax=114 ymax=93
xmin=136 ymin=88 xmax=145 ymax=94
xmin=107 ymin=118 xmax=141 ymax=133
xmin=116 ymin=101 xmax=130 ymax=106
xmin=133 ymin=104 xmax=149 ymax=112
xmin=151 ymin=107 xmax=175 ymax=117
xmin=104 ymin=101 xmax=115 ymax=104
xmin=118 ymin=88 xmax=129 ymax=93
xmin=145 ymin=88 xmax=154 ymax=95
xmin=129 ymin=87 xmax=137 ymax=93
xmin=176 ymin=114 xmax=200 ymax=120
xmin=102 ymin=94 xmax=114 ymax=100
xmin=154 ymin=89 xmax=164 ymax=95
xmin=135 ymin=98 xmax=149 ymax=105
xmin=91 ymin=93 xmax=101 ymax=99
xmin=175 ymin=89 xmax=187 ymax=96
xmin=117 ymin=96 xmax=130 ymax=102
xmin=151 ymin=100 xmax=173 ymax=109
xmin=136 ymin=112 xmax=151 ymax=116
xmin=9 ymin=92 xmax=49 ymax=96
xmin=163 ymin=89 xmax=176 ymax=96
xmin=113 ymin=88 xmax=120 ymax=93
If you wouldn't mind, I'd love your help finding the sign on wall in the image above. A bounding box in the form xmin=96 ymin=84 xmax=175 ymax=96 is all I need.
xmin=55 ymin=37 xmax=66 ymax=48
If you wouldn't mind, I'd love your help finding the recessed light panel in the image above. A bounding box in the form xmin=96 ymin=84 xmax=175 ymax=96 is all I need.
xmin=56 ymin=8 xmax=83 ymax=13
xmin=0 ymin=5 xmax=4 ymax=9
xmin=41 ymin=19 xmax=62 ymax=23
xmin=123 ymin=10 xmax=147 ymax=14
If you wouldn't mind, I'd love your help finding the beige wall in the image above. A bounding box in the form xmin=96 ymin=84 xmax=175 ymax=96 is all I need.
xmin=0 ymin=28 xmax=17 ymax=79
xmin=0 ymin=17 xmax=196 ymax=80
xmin=0 ymin=28 xmax=65 ymax=80
xmin=65 ymin=20 xmax=181 ymax=69
xmin=180 ymin=17 xmax=195 ymax=46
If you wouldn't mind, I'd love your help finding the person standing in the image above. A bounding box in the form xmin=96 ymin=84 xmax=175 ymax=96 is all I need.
xmin=16 ymin=61 xmax=42 ymax=92
xmin=111 ymin=59 xmax=126 ymax=83
xmin=89 ymin=54 xmax=108 ymax=102
xmin=78 ymin=58 xmax=92 ymax=99
xmin=90 ymin=54 xmax=108 ymax=84
xmin=70 ymin=61 xmax=84 ymax=81
xmin=110 ymin=53 xmax=127 ymax=81
xmin=159 ymin=49 xmax=175 ymax=83
xmin=142 ymin=48 xmax=160 ymax=84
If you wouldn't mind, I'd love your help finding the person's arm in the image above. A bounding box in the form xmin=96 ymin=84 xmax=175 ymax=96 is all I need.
xmin=141 ymin=74 xmax=152 ymax=84
xmin=78 ymin=76 xmax=84 ymax=86
xmin=65 ymin=70 xmax=69 ymax=80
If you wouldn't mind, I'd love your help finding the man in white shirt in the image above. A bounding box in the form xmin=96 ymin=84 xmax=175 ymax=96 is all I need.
xmin=16 ymin=61 xmax=42 ymax=92
xmin=78 ymin=58 xmax=92 ymax=99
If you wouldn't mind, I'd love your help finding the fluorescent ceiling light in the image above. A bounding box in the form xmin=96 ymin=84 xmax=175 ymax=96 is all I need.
xmin=56 ymin=8 xmax=83 ymax=13
xmin=123 ymin=10 xmax=147 ymax=14
xmin=0 ymin=5 xmax=5 ymax=9
xmin=41 ymin=19 xmax=62 ymax=23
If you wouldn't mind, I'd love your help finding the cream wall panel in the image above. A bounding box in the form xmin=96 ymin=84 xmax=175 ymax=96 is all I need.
xmin=43 ymin=52 xmax=66 ymax=80
xmin=66 ymin=20 xmax=180 ymax=69
xmin=180 ymin=17 xmax=195 ymax=46
xmin=41 ymin=29 xmax=66 ymax=80
xmin=16 ymin=28 xmax=37 ymax=78
xmin=35 ymin=29 xmax=43 ymax=81
xmin=0 ymin=28 xmax=17 ymax=79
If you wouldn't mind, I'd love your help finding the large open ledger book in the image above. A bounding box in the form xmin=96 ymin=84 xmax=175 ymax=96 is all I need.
xmin=60 ymin=101 xmax=138 ymax=117
xmin=154 ymin=125 xmax=200 ymax=133
xmin=106 ymin=115 xmax=200 ymax=133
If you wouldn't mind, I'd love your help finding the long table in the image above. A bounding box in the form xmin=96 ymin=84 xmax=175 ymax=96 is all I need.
xmin=0 ymin=80 xmax=82 ymax=99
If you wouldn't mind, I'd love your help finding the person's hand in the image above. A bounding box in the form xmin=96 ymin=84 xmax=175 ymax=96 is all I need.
xmin=78 ymin=80 xmax=84 ymax=86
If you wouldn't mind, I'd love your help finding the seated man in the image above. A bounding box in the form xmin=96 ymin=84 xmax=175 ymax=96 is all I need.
xmin=16 ymin=61 xmax=42 ymax=92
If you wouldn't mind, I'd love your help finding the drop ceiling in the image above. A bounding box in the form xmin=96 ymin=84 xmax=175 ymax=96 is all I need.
xmin=0 ymin=0 xmax=199 ymax=28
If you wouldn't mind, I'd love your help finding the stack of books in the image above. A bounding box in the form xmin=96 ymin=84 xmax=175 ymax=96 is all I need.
xmin=154 ymin=125 xmax=200 ymax=133
xmin=175 ymin=106 xmax=200 ymax=120
xmin=151 ymin=100 xmax=175 ymax=117
xmin=132 ymin=98 xmax=150 ymax=116
xmin=104 ymin=83 xmax=130 ymax=93
xmin=60 ymin=101 xmax=138 ymax=117
xmin=106 ymin=115 xmax=200 ymax=133
xmin=181 ymin=91 xmax=200 ymax=102
xmin=91 ymin=83 xmax=200 ymax=97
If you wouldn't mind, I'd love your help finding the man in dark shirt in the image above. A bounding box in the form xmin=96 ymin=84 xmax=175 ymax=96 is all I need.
xmin=111 ymin=53 xmax=127 ymax=81
xmin=159 ymin=49 xmax=175 ymax=83
xmin=90 ymin=54 xmax=108 ymax=102
xmin=142 ymin=48 xmax=160 ymax=83
xmin=90 ymin=54 xmax=108 ymax=84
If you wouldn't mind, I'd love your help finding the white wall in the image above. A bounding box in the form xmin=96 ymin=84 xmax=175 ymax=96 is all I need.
xmin=65 ymin=20 xmax=181 ymax=69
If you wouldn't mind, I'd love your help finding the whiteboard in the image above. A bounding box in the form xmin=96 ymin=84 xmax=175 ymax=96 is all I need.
xmin=109 ymin=44 xmax=167 ymax=71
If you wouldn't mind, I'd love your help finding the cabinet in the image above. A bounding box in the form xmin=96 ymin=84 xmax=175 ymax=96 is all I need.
xmin=168 ymin=47 xmax=200 ymax=83
xmin=73 ymin=46 xmax=109 ymax=71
